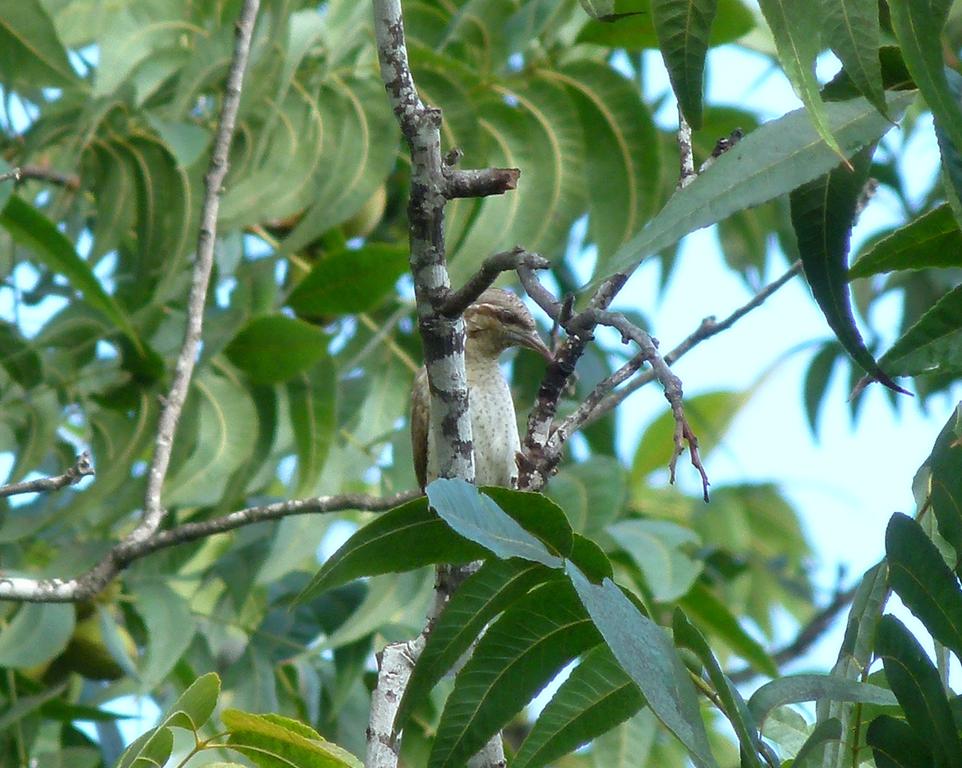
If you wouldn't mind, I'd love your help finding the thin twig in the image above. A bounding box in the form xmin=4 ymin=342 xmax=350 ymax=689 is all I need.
xmin=0 ymin=452 xmax=94 ymax=498
xmin=0 ymin=165 xmax=80 ymax=190
xmin=135 ymin=0 xmax=260 ymax=546
xmin=0 ymin=489 xmax=416 ymax=602
xmin=587 ymin=260 xmax=802 ymax=421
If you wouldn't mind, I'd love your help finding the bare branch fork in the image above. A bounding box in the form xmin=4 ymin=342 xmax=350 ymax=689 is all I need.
xmin=0 ymin=0 xmax=263 ymax=603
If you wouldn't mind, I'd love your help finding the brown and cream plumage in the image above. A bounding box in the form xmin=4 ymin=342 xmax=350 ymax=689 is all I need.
xmin=410 ymin=289 xmax=551 ymax=490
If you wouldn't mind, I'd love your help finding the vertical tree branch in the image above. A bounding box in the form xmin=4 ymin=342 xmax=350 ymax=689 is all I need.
xmin=133 ymin=0 xmax=261 ymax=545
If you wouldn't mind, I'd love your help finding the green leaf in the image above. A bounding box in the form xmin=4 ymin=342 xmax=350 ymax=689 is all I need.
xmin=672 ymin=610 xmax=763 ymax=767
xmin=823 ymin=0 xmax=887 ymax=117
xmin=803 ymin=342 xmax=841 ymax=434
xmin=816 ymin=561 xmax=889 ymax=767
xmin=651 ymin=0 xmax=718 ymax=128
xmin=919 ymin=405 xmax=962 ymax=569
xmin=428 ymin=579 xmax=602 ymax=768
xmin=590 ymin=91 xmax=914 ymax=286
xmin=791 ymin=147 xmax=906 ymax=392
xmin=850 ymin=205 xmax=962 ymax=278
xmin=318 ymin=570 xmax=433 ymax=651
xmin=426 ymin=478 xmax=563 ymax=568
xmin=936 ymin=68 xmax=962 ymax=229
xmin=224 ymin=710 xmax=362 ymax=768
xmin=876 ymin=615 xmax=962 ymax=767
xmin=590 ymin=710 xmax=659 ymax=767
xmin=0 ymin=0 xmax=79 ymax=89
xmin=0 ymin=603 xmax=73 ymax=668
xmin=866 ymin=715 xmax=932 ymax=768
xmin=877 ymin=283 xmax=962 ymax=377
xmin=577 ymin=0 xmax=754 ymax=50
xmin=546 ymin=456 xmax=627 ymax=535
xmin=887 ymin=0 xmax=962 ymax=156
xmin=631 ymin=390 xmax=748 ymax=482
xmin=287 ymin=355 xmax=337 ymax=496
xmin=608 ymin=519 xmax=701 ymax=602
xmin=747 ymin=674 xmax=896 ymax=729
xmin=547 ymin=61 xmax=662 ymax=260
xmin=482 ymin=487 xmax=574 ymax=558
xmin=567 ymin=564 xmax=717 ymax=768
xmin=295 ymin=497 xmax=487 ymax=604
xmin=225 ymin=315 xmax=328 ymax=385
xmin=792 ymin=717 xmax=842 ymax=767
xmin=134 ymin=582 xmax=196 ymax=691
xmin=146 ymin=115 xmax=210 ymax=169
xmin=164 ymin=374 xmax=258 ymax=507
xmin=286 ymin=245 xmax=409 ymax=317
xmin=679 ymin=582 xmax=778 ymax=678
xmin=397 ymin=559 xmax=557 ymax=731
xmin=514 ymin=644 xmax=645 ymax=768
xmin=0 ymin=321 xmax=43 ymax=389
xmin=116 ymin=674 xmax=220 ymax=768
xmin=0 ymin=195 xmax=141 ymax=353
xmin=757 ymin=0 xmax=845 ymax=158
xmin=885 ymin=513 xmax=962 ymax=661
xmin=93 ymin=4 xmax=184 ymax=97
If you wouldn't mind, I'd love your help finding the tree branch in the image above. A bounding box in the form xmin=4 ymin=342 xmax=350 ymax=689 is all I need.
xmin=728 ymin=582 xmax=857 ymax=684
xmin=444 ymin=166 xmax=521 ymax=199
xmin=585 ymin=260 xmax=802 ymax=422
xmin=0 ymin=451 xmax=94 ymax=498
xmin=439 ymin=247 xmax=550 ymax=317
xmin=0 ymin=490 xmax=417 ymax=603
xmin=0 ymin=165 xmax=80 ymax=189
xmin=134 ymin=0 xmax=260 ymax=546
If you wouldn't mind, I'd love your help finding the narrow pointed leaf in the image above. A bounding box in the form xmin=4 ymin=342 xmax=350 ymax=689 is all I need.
xmin=757 ymin=0 xmax=844 ymax=158
xmin=747 ymin=674 xmax=895 ymax=728
xmin=672 ymin=610 xmax=763 ymax=766
xmin=849 ymin=204 xmax=962 ymax=278
xmin=426 ymin=478 xmax=562 ymax=567
xmin=877 ymin=283 xmax=962 ymax=377
xmin=224 ymin=710 xmax=362 ymax=768
xmin=888 ymin=0 xmax=962 ymax=155
xmin=567 ymin=564 xmax=717 ymax=768
xmin=0 ymin=0 xmax=79 ymax=89
xmin=0 ymin=196 xmax=141 ymax=352
xmin=791 ymin=147 xmax=906 ymax=392
xmin=679 ymin=582 xmax=777 ymax=676
xmin=591 ymin=92 xmax=914 ymax=286
xmin=823 ymin=0 xmax=887 ymax=117
xmin=876 ymin=615 xmax=962 ymax=767
xmin=920 ymin=405 xmax=962 ymax=569
xmin=792 ymin=717 xmax=842 ymax=767
xmin=936 ymin=68 xmax=962 ymax=229
xmin=651 ymin=0 xmax=718 ymax=128
xmin=395 ymin=559 xmax=557 ymax=731
xmin=428 ymin=580 xmax=602 ymax=768
xmin=287 ymin=356 xmax=336 ymax=495
xmin=295 ymin=497 xmax=487 ymax=604
xmin=514 ymin=644 xmax=645 ymax=768
xmin=885 ymin=513 xmax=962 ymax=661
xmin=866 ymin=715 xmax=932 ymax=768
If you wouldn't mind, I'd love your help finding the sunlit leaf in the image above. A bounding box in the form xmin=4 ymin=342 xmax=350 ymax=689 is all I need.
xmin=823 ymin=0 xmax=886 ymax=117
xmin=225 ymin=315 xmax=329 ymax=385
xmin=0 ymin=603 xmax=74 ymax=669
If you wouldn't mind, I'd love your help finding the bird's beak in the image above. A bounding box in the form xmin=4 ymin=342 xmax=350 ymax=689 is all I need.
xmin=507 ymin=328 xmax=553 ymax=361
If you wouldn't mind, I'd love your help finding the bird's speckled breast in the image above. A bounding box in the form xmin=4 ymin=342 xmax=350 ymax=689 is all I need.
xmin=465 ymin=358 xmax=520 ymax=487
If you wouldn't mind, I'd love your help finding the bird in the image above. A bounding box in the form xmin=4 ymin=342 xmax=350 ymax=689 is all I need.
xmin=410 ymin=288 xmax=552 ymax=490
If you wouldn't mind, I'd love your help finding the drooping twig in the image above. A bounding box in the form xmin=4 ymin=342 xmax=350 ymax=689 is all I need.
xmin=0 ymin=452 xmax=94 ymax=498
xmin=439 ymin=247 xmax=550 ymax=317
xmin=0 ymin=490 xmax=417 ymax=602
xmin=135 ymin=0 xmax=260 ymax=546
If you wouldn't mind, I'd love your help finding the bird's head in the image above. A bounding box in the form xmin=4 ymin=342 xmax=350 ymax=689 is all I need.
xmin=463 ymin=288 xmax=552 ymax=362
